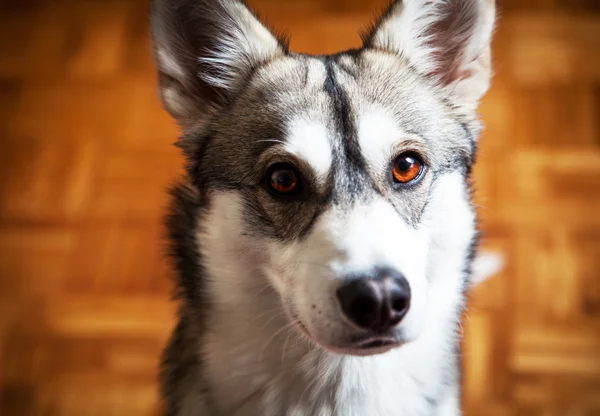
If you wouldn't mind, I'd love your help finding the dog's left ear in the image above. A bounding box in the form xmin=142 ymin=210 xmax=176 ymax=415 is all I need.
xmin=363 ymin=0 xmax=496 ymax=111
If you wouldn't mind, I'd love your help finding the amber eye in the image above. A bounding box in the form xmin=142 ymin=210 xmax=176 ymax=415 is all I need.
xmin=267 ymin=164 xmax=300 ymax=195
xmin=392 ymin=153 xmax=424 ymax=184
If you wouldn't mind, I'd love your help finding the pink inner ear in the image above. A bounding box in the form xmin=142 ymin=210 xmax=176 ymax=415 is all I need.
xmin=426 ymin=1 xmax=484 ymax=85
xmin=363 ymin=0 xmax=495 ymax=106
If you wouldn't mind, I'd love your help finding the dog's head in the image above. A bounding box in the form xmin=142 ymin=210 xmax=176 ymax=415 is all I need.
xmin=152 ymin=0 xmax=496 ymax=356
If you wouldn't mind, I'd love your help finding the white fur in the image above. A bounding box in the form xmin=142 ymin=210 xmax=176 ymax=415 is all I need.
xmin=197 ymin=171 xmax=474 ymax=415
xmin=357 ymin=107 xmax=399 ymax=168
xmin=357 ymin=106 xmax=416 ymax=170
xmin=471 ymin=250 xmax=503 ymax=286
xmin=281 ymin=199 xmax=430 ymax=344
xmin=283 ymin=118 xmax=333 ymax=180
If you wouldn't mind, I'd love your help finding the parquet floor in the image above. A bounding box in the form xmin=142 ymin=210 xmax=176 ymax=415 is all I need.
xmin=0 ymin=0 xmax=599 ymax=415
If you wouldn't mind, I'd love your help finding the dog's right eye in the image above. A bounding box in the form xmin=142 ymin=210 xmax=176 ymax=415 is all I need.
xmin=266 ymin=163 xmax=301 ymax=195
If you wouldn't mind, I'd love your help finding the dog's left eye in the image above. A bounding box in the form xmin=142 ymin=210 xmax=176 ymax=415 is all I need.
xmin=392 ymin=152 xmax=424 ymax=184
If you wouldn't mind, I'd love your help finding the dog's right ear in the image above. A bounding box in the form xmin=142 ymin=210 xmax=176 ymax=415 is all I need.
xmin=150 ymin=0 xmax=286 ymax=130
xmin=363 ymin=0 xmax=496 ymax=113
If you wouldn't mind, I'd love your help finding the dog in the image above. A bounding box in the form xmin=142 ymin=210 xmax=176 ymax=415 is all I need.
xmin=150 ymin=0 xmax=498 ymax=414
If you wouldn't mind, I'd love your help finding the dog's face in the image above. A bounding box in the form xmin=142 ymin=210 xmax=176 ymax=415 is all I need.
xmin=152 ymin=0 xmax=495 ymax=355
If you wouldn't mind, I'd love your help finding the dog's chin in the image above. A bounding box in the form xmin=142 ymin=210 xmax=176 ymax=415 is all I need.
xmin=292 ymin=319 xmax=405 ymax=357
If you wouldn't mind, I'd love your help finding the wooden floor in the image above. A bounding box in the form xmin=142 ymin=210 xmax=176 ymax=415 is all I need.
xmin=1 ymin=0 xmax=599 ymax=414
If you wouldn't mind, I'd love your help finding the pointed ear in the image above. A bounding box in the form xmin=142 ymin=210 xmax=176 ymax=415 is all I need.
xmin=150 ymin=0 xmax=286 ymax=130
xmin=363 ymin=0 xmax=496 ymax=111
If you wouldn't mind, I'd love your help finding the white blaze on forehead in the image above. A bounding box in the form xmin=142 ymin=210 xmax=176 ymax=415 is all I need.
xmin=284 ymin=118 xmax=332 ymax=179
xmin=357 ymin=107 xmax=405 ymax=169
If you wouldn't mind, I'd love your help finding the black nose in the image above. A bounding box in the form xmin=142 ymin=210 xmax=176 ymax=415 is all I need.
xmin=336 ymin=268 xmax=411 ymax=332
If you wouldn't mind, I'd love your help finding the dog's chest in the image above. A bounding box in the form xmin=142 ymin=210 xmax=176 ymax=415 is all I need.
xmin=264 ymin=363 xmax=438 ymax=416
xmin=207 ymin=337 xmax=455 ymax=416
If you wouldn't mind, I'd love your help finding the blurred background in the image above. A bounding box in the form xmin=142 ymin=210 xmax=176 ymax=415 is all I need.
xmin=0 ymin=0 xmax=599 ymax=414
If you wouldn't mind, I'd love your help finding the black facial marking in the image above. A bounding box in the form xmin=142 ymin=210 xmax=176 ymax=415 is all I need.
xmin=321 ymin=56 xmax=375 ymax=204
xmin=322 ymin=59 xmax=337 ymax=96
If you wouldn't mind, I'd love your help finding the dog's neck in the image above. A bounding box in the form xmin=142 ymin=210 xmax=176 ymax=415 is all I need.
xmin=199 ymin=265 xmax=464 ymax=416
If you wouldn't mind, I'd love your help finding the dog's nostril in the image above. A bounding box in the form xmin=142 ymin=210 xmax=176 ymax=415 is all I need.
xmin=389 ymin=284 xmax=411 ymax=326
xmin=392 ymin=297 xmax=409 ymax=313
xmin=337 ymin=280 xmax=380 ymax=330
xmin=353 ymin=295 xmax=377 ymax=316
xmin=337 ymin=269 xmax=411 ymax=332
xmin=349 ymin=293 xmax=379 ymax=328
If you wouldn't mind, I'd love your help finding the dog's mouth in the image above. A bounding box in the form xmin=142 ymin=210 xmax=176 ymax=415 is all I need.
xmin=319 ymin=336 xmax=402 ymax=357
xmin=341 ymin=336 xmax=402 ymax=356
xmin=291 ymin=316 xmax=402 ymax=357
xmin=357 ymin=338 xmax=397 ymax=350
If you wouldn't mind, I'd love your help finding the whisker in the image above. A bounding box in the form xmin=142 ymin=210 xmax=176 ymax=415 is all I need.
xmin=281 ymin=330 xmax=295 ymax=364
xmin=257 ymin=139 xmax=286 ymax=145
xmin=259 ymin=320 xmax=299 ymax=364
xmin=247 ymin=282 xmax=274 ymax=303
xmin=258 ymin=309 xmax=288 ymax=330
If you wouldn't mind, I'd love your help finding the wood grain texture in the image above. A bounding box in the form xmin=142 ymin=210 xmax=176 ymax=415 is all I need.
xmin=1 ymin=0 xmax=599 ymax=415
